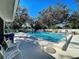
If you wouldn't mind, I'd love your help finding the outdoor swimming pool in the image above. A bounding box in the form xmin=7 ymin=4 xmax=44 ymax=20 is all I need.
xmin=26 ymin=32 xmax=64 ymax=42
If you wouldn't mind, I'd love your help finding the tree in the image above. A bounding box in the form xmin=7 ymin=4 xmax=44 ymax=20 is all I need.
xmin=75 ymin=0 xmax=79 ymax=11
xmin=36 ymin=3 xmax=69 ymax=29
xmin=12 ymin=7 xmax=33 ymax=31
xmin=67 ymin=11 xmax=79 ymax=28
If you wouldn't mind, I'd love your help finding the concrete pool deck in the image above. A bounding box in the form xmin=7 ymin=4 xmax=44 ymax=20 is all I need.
xmin=14 ymin=32 xmax=79 ymax=59
xmin=37 ymin=34 xmax=79 ymax=59
xmin=1 ymin=32 xmax=78 ymax=59
xmin=0 ymin=39 xmax=56 ymax=59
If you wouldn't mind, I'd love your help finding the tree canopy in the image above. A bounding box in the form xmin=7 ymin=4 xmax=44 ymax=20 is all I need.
xmin=12 ymin=1 xmax=79 ymax=30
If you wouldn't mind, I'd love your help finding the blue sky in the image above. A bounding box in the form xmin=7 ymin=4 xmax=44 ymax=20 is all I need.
xmin=19 ymin=0 xmax=77 ymax=18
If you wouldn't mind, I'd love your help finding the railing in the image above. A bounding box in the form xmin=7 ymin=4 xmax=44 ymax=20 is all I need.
xmin=62 ymin=34 xmax=73 ymax=51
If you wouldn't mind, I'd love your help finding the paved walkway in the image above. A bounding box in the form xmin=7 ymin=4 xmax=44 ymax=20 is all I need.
xmin=18 ymin=40 xmax=56 ymax=59
xmin=46 ymin=35 xmax=79 ymax=59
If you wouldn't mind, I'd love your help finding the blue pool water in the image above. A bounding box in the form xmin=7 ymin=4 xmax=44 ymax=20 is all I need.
xmin=26 ymin=32 xmax=64 ymax=42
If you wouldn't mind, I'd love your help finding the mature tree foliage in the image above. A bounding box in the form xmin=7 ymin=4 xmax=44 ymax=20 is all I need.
xmin=12 ymin=7 xmax=33 ymax=31
xmin=75 ymin=0 xmax=79 ymax=11
xmin=12 ymin=1 xmax=79 ymax=29
xmin=36 ymin=3 xmax=69 ymax=29
xmin=67 ymin=11 xmax=79 ymax=28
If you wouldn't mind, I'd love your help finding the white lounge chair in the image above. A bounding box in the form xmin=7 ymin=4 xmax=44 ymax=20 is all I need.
xmin=0 ymin=52 xmax=4 ymax=59
xmin=0 ymin=40 xmax=22 ymax=59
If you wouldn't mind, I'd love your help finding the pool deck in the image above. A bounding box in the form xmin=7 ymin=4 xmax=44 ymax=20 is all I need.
xmin=37 ymin=34 xmax=79 ymax=59
xmin=14 ymin=32 xmax=79 ymax=59
xmin=1 ymin=32 xmax=79 ymax=59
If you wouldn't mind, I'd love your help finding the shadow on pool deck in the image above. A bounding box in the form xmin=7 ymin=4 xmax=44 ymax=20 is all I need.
xmin=70 ymin=42 xmax=79 ymax=49
xmin=72 ymin=57 xmax=79 ymax=59
xmin=18 ymin=40 xmax=56 ymax=59
xmin=62 ymin=35 xmax=73 ymax=51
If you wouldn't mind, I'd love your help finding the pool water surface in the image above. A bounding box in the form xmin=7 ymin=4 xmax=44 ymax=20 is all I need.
xmin=26 ymin=32 xmax=64 ymax=43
